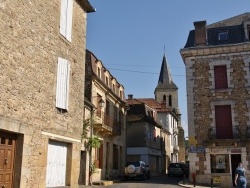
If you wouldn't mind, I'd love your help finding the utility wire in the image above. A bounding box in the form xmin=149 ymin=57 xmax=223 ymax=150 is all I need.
xmin=107 ymin=67 xmax=186 ymax=77
xmin=105 ymin=64 xmax=185 ymax=69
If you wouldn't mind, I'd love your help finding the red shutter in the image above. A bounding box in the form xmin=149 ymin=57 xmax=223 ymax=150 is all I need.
xmin=215 ymin=105 xmax=233 ymax=139
xmin=214 ymin=66 xmax=228 ymax=89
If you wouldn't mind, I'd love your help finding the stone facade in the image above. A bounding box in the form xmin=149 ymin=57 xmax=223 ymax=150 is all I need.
xmin=0 ymin=0 xmax=94 ymax=187
xmin=180 ymin=13 xmax=250 ymax=187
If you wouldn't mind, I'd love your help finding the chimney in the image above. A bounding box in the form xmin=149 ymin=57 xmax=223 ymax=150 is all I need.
xmin=128 ymin=94 xmax=133 ymax=99
xmin=194 ymin=21 xmax=207 ymax=46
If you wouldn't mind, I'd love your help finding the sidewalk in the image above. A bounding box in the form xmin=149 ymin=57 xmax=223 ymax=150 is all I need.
xmin=178 ymin=179 xmax=220 ymax=188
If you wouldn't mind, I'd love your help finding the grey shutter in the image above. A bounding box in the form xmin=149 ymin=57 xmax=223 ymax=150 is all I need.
xmin=56 ymin=57 xmax=70 ymax=110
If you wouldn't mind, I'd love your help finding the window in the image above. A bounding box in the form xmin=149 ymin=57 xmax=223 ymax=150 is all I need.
xmin=153 ymin=128 xmax=156 ymax=142
xmin=163 ymin=95 xmax=166 ymax=101
xmin=214 ymin=65 xmax=228 ymax=89
xmin=56 ymin=57 xmax=70 ymax=110
xmin=210 ymin=154 xmax=230 ymax=173
xmin=113 ymin=84 xmax=115 ymax=93
xmin=105 ymin=76 xmax=109 ymax=86
xmin=95 ymin=143 xmax=103 ymax=169
xmin=60 ymin=0 xmax=73 ymax=42
xmin=218 ymin=31 xmax=228 ymax=41
xmin=95 ymin=94 xmax=102 ymax=117
xmin=168 ymin=95 xmax=172 ymax=107
xmin=98 ymin=67 xmax=101 ymax=78
xmin=215 ymin=105 xmax=233 ymax=139
xmin=113 ymin=144 xmax=118 ymax=169
xmin=119 ymin=90 xmax=123 ymax=99
xmin=105 ymin=100 xmax=110 ymax=116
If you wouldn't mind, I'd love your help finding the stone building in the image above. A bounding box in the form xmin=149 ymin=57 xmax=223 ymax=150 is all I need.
xmin=125 ymin=54 xmax=185 ymax=175
xmin=154 ymin=54 xmax=185 ymax=163
xmin=126 ymin=96 xmax=171 ymax=175
xmin=0 ymin=1 xmax=94 ymax=187
xmin=180 ymin=13 xmax=250 ymax=187
xmin=84 ymin=50 xmax=127 ymax=182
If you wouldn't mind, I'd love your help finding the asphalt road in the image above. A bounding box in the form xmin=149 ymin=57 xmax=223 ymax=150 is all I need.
xmin=105 ymin=175 xmax=183 ymax=188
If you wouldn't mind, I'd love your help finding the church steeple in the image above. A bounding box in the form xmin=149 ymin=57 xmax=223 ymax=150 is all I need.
xmin=157 ymin=55 xmax=177 ymax=89
xmin=154 ymin=54 xmax=178 ymax=110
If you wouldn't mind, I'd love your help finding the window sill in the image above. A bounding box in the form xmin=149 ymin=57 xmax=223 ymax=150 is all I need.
xmin=210 ymin=88 xmax=233 ymax=94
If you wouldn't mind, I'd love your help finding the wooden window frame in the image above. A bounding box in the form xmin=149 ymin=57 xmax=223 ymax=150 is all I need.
xmin=214 ymin=65 xmax=228 ymax=89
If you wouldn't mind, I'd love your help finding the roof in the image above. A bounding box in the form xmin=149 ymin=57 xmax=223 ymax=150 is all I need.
xmin=80 ymin=0 xmax=95 ymax=13
xmin=207 ymin=12 xmax=250 ymax=28
xmin=126 ymin=102 xmax=160 ymax=126
xmin=136 ymin=98 xmax=161 ymax=109
xmin=155 ymin=55 xmax=178 ymax=90
xmin=184 ymin=12 xmax=250 ymax=48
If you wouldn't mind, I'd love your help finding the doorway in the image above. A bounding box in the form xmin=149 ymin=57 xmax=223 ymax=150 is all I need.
xmin=0 ymin=131 xmax=17 ymax=188
xmin=78 ymin=151 xmax=87 ymax=185
xmin=231 ymin=154 xmax=241 ymax=187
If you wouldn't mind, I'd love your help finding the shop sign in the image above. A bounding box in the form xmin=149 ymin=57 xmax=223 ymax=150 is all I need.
xmin=213 ymin=176 xmax=221 ymax=184
xmin=210 ymin=148 xmax=242 ymax=154
xmin=189 ymin=145 xmax=205 ymax=153
xmin=230 ymin=148 xmax=241 ymax=153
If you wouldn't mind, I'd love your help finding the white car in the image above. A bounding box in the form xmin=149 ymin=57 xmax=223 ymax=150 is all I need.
xmin=124 ymin=161 xmax=150 ymax=180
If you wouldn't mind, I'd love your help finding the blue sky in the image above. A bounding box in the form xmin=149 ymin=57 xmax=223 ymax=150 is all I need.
xmin=86 ymin=0 xmax=249 ymax=137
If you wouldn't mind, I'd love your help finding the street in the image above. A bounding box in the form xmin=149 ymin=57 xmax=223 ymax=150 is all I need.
xmin=101 ymin=175 xmax=183 ymax=188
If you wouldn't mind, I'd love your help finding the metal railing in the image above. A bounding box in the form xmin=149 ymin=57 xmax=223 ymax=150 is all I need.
xmin=95 ymin=111 xmax=122 ymax=135
xmin=208 ymin=126 xmax=241 ymax=140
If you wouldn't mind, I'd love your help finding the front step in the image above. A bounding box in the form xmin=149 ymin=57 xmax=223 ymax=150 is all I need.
xmin=92 ymin=180 xmax=113 ymax=186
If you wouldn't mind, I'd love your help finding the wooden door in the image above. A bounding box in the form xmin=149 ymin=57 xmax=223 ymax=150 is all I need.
xmin=0 ymin=131 xmax=16 ymax=188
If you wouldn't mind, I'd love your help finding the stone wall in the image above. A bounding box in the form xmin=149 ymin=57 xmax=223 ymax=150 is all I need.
xmin=0 ymin=0 xmax=87 ymax=187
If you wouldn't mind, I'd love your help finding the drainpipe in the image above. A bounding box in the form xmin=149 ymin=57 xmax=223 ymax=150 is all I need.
xmin=89 ymin=109 xmax=94 ymax=185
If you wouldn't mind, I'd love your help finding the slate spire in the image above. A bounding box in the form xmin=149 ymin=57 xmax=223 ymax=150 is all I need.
xmin=156 ymin=54 xmax=177 ymax=89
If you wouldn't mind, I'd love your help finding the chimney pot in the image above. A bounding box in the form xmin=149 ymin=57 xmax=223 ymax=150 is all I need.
xmin=128 ymin=94 xmax=133 ymax=99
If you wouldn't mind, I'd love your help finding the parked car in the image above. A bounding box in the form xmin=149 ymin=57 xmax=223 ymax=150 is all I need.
xmin=124 ymin=161 xmax=150 ymax=180
xmin=168 ymin=162 xmax=188 ymax=177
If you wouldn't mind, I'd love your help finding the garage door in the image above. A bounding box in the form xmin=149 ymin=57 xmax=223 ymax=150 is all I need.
xmin=46 ymin=140 xmax=67 ymax=187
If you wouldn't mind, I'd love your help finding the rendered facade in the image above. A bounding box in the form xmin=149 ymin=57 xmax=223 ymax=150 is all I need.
xmin=180 ymin=13 xmax=250 ymax=187
xmin=84 ymin=50 xmax=127 ymax=182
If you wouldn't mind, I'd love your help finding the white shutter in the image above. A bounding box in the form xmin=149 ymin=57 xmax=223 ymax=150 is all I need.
xmin=60 ymin=0 xmax=73 ymax=42
xmin=60 ymin=0 xmax=67 ymax=38
xmin=66 ymin=0 xmax=73 ymax=41
xmin=56 ymin=57 xmax=70 ymax=110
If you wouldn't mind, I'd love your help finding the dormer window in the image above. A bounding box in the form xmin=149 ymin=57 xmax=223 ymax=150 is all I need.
xmin=218 ymin=31 xmax=228 ymax=41
xmin=120 ymin=90 xmax=123 ymax=99
xmin=105 ymin=76 xmax=109 ymax=86
xmin=98 ymin=67 xmax=101 ymax=78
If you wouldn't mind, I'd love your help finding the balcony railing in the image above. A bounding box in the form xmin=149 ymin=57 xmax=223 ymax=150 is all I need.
xmin=208 ymin=126 xmax=241 ymax=140
xmin=95 ymin=111 xmax=122 ymax=136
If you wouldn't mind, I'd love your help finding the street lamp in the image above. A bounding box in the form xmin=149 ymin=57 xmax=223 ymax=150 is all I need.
xmin=97 ymin=98 xmax=105 ymax=108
